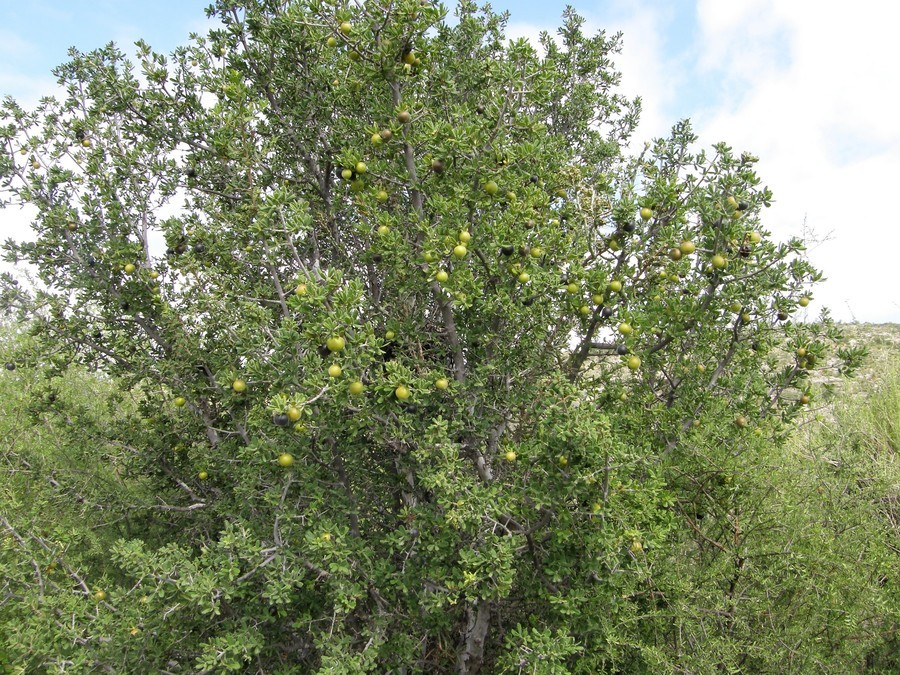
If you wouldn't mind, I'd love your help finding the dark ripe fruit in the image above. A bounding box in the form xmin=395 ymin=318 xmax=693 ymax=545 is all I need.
xmin=737 ymin=200 xmax=749 ymax=211
xmin=397 ymin=110 xmax=411 ymax=124
xmin=529 ymin=175 xmax=539 ymax=184
xmin=622 ymin=222 xmax=636 ymax=233
xmin=186 ymin=167 xmax=197 ymax=178
xmin=777 ymin=311 xmax=788 ymax=321
xmin=739 ymin=245 xmax=751 ymax=258
xmin=273 ymin=413 xmax=290 ymax=427
xmin=86 ymin=256 xmax=96 ymax=267
xmin=500 ymin=245 xmax=515 ymax=256
xmin=4 ymin=362 xmax=14 ymax=371
xmin=193 ymin=243 xmax=205 ymax=254
xmin=615 ymin=344 xmax=628 ymax=355
xmin=522 ymin=296 xmax=535 ymax=307
xmin=93 ymin=331 xmax=102 ymax=340
xmin=431 ymin=159 xmax=445 ymax=174
xmin=75 ymin=129 xmax=86 ymax=141
xmin=318 ymin=344 xmax=331 ymax=359
xmin=519 ymin=245 xmax=530 ymax=257
xmin=475 ymin=104 xmax=485 ymax=115
xmin=120 ymin=301 xmax=130 ymax=312
xmin=372 ymin=253 xmax=383 ymax=263
xmin=380 ymin=128 xmax=392 ymax=141
xmin=601 ymin=306 xmax=614 ymax=318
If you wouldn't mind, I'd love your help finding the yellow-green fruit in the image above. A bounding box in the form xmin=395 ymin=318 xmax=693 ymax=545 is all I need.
xmin=735 ymin=415 xmax=748 ymax=428
xmin=376 ymin=190 xmax=389 ymax=202
xmin=232 ymin=379 xmax=247 ymax=393
xmin=741 ymin=312 xmax=752 ymax=323
xmin=397 ymin=110 xmax=411 ymax=124
xmin=726 ymin=195 xmax=738 ymax=210
xmin=81 ymin=138 xmax=91 ymax=148
xmin=640 ymin=207 xmax=653 ymax=220
xmin=402 ymin=51 xmax=416 ymax=65
xmin=149 ymin=270 xmax=158 ymax=279
xmin=749 ymin=231 xmax=762 ymax=244
xmin=558 ymin=455 xmax=568 ymax=467
xmin=679 ymin=240 xmax=696 ymax=255
xmin=517 ymin=272 xmax=530 ymax=283
xmin=435 ymin=270 xmax=449 ymax=283
xmin=124 ymin=263 xmax=136 ymax=274
xmin=328 ymin=364 xmax=342 ymax=378
xmin=385 ymin=330 xmax=396 ymax=340
xmin=395 ymin=385 xmax=410 ymax=400
xmin=618 ymin=322 xmax=633 ymax=335
xmin=609 ymin=239 xmax=621 ymax=251
xmin=321 ymin=532 xmax=332 ymax=542
xmin=349 ymin=380 xmax=364 ymax=395
xmin=483 ymin=180 xmax=498 ymax=196
xmin=452 ymin=244 xmax=468 ymax=259
xmin=341 ymin=168 xmax=353 ymax=180
xmin=371 ymin=133 xmax=382 ymax=146
xmin=435 ymin=377 xmax=449 ymax=390
xmin=287 ymin=406 xmax=302 ymax=421
xmin=530 ymin=246 xmax=543 ymax=258
xmin=377 ymin=224 xmax=389 ymax=235
xmin=800 ymin=394 xmax=810 ymax=405
xmin=339 ymin=21 xmax=352 ymax=35
xmin=608 ymin=280 xmax=622 ymax=293
xmin=504 ymin=450 xmax=517 ymax=462
xmin=174 ymin=397 xmax=186 ymax=407
xmin=278 ymin=453 xmax=294 ymax=467
xmin=669 ymin=248 xmax=682 ymax=261
xmin=295 ymin=283 xmax=308 ymax=296
xmin=355 ymin=161 xmax=367 ymax=174
xmin=711 ymin=254 xmax=727 ymax=270
xmin=459 ymin=230 xmax=471 ymax=243
xmin=198 ymin=471 xmax=208 ymax=480
xmin=350 ymin=179 xmax=365 ymax=193
xmin=326 ymin=36 xmax=338 ymax=47
xmin=630 ymin=540 xmax=643 ymax=553
xmin=326 ymin=336 xmax=346 ymax=352
xmin=592 ymin=294 xmax=604 ymax=305
xmin=730 ymin=302 xmax=742 ymax=313
xmin=626 ymin=355 xmax=641 ymax=370
xmin=565 ymin=282 xmax=579 ymax=294
xmin=94 ymin=590 xmax=107 ymax=602
xmin=798 ymin=296 xmax=810 ymax=307
xmin=579 ymin=305 xmax=591 ymax=316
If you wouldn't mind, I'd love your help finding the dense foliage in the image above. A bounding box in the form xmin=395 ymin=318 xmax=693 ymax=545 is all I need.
xmin=0 ymin=1 xmax=889 ymax=672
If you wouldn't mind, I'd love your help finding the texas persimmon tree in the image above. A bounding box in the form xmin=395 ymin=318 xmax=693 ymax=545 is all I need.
xmin=0 ymin=0 xmax=869 ymax=672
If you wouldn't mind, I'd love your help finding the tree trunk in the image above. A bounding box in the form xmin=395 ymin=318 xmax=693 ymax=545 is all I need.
xmin=456 ymin=599 xmax=492 ymax=674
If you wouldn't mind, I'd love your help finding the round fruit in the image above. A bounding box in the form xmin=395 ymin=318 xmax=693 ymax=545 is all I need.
xmin=350 ymin=179 xmax=365 ymax=193
xmin=349 ymin=380 xmax=364 ymax=395
xmin=483 ymin=180 xmax=498 ymax=196
xmin=618 ymin=322 xmax=633 ymax=335
xmin=326 ymin=36 xmax=338 ymax=47
xmin=232 ymin=379 xmax=247 ymax=393
xmin=592 ymin=294 xmax=604 ymax=305
xmin=730 ymin=302 xmax=742 ymax=313
xmin=668 ymin=248 xmax=682 ymax=261
xmin=435 ymin=270 xmax=449 ymax=283
xmin=339 ymin=21 xmax=352 ymax=35
xmin=608 ymin=280 xmax=622 ymax=293
xmin=371 ymin=133 xmax=382 ymax=146
xmin=626 ymin=355 xmax=641 ymax=370
xmin=711 ymin=254 xmax=727 ymax=270
xmin=273 ymin=413 xmax=290 ymax=427
xmin=630 ymin=540 xmax=643 ymax=553
xmin=148 ymin=270 xmax=158 ymax=279
xmin=395 ymin=385 xmax=410 ymax=400
xmin=81 ymin=138 xmax=91 ymax=148
xmin=94 ymin=590 xmax=107 ymax=602
xmin=565 ymin=282 xmax=579 ymax=294
xmin=517 ymin=272 xmax=530 ymax=283
xmin=67 ymin=222 xmax=78 ymax=231
xmin=530 ymin=246 xmax=543 ymax=258
xmin=431 ymin=159 xmax=445 ymax=174
xmin=326 ymin=336 xmax=346 ymax=352
xmin=4 ymin=362 xmax=15 ymax=371
xmin=198 ymin=471 xmax=208 ymax=480
xmin=341 ymin=168 xmax=353 ymax=180
xmin=640 ymin=207 xmax=653 ymax=220
xmin=800 ymin=394 xmax=810 ymax=405
xmin=321 ymin=532 xmax=332 ymax=542
xmin=579 ymin=305 xmax=590 ymax=316
xmin=798 ymin=296 xmax=810 ymax=307
xmin=435 ymin=377 xmax=449 ymax=390
xmin=741 ymin=312 xmax=752 ymax=323
xmin=294 ymin=422 xmax=306 ymax=432
xmin=174 ymin=397 xmax=186 ymax=407
xmin=558 ymin=455 xmax=568 ymax=467
xmin=355 ymin=161 xmax=367 ymax=174
xmin=734 ymin=415 xmax=748 ymax=428
xmin=402 ymin=51 xmax=416 ymax=65
xmin=679 ymin=240 xmax=696 ymax=255
xmin=452 ymin=244 xmax=468 ymax=259
xmin=328 ymin=364 xmax=342 ymax=378
xmin=376 ymin=190 xmax=389 ymax=202
xmin=295 ymin=283 xmax=308 ymax=296
xmin=458 ymin=230 xmax=471 ymax=244
xmin=504 ymin=450 xmax=517 ymax=462
xmin=608 ymin=239 xmax=621 ymax=251
xmin=385 ymin=330 xmax=396 ymax=340
xmin=397 ymin=110 xmax=411 ymax=124
xmin=377 ymin=224 xmax=390 ymax=235
xmin=749 ymin=231 xmax=762 ymax=244
xmin=277 ymin=453 xmax=294 ymax=467
xmin=287 ymin=406 xmax=302 ymax=422
xmin=124 ymin=263 xmax=136 ymax=274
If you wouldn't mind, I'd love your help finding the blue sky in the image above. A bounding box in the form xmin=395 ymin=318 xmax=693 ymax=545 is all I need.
xmin=2 ymin=0 xmax=899 ymax=322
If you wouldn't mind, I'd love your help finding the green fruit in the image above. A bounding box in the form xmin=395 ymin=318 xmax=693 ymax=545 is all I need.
xmin=355 ymin=161 xmax=367 ymax=174
xmin=618 ymin=322 xmax=633 ymax=335
xmin=395 ymin=385 xmax=410 ymax=400
xmin=711 ymin=254 xmax=727 ymax=270
xmin=377 ymin=224 xmax=390 ymax=235
xmin=484 ymin=180 xmax=498 ymax=196
xmin=435 ymin=377 xmax=449 ymax=390
xmin=375 ymin=190 xmax=389 ymax=202
xmin=174 ymin=397 xmax=186 ymax=407
xmin=349 ymin=380 xmax=364 ymax=395
xmin=565 ymin=282 xmax=579 ymax=294
xmin=341 ymin=168 xmax=353 ymax=180
xmin=459 ymin=230 xmax=471 ymax=243
xmin=798 ymin=296 xmax=810 ymax=307
xmin=626 ymin=355 xmax=641 ymax=370
xmin=452 ymin=244 xmax=468 ymax=259
xmin=278 ymin=453 xmax=294 ymax=467
xmin=326 ymin=336 xmax=346 ymax=352
xmin=734 ymin=415 xmax=748 ymax=428
xmin=640 ymin=207 xmax=653 ymax=220
xmin=579 ymin=304 xmax=590 ymax=316
xmin=326 ymin=36 xmax=338 ymax=47
xmin=295 ymin=283 xmax=308 ymax=296
xmin=397 ymin=110 xmax=411 ymax=124
xmin=504 ymin=450 xmax=517 ymax=462
xmin=608 ymin=280 xmax=622 ymax=293
xmin=339 ymin=21 xmax=352 ymax=35
xmin=328 ymin=364 xmax=342 ymax=378
xmin=726 ymin=196 xmax=738 ymax=210
xmin=371 ymin=133 xmax=383 ymax=146
xmin=530 ymin=246 xmax=543 ymax=258
xmin=198 ymin=470 xmax=208 ymax=480
xmin=749 ymin=231 xmax=762 ymax=244
xmin=679 ymin=240 xmax=696 ymax=255
xmin=232 ymin=379 xmax=247 ymax=393
xmin=669 ymin=248 xmax=682 ymax=261
xmin=287 ymin=406 xmax=302 ymax=421
xmin=385 ymin=330 xmax=396 ymax=340
xmin=124 ymin=263 xmax=136 ymax=274
xmin=435 ymin=270 xmax=448 ymax=283
xmin=517 ymin=271 xmax=530 ymax=283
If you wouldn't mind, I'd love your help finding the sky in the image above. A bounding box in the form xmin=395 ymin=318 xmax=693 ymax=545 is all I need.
xmin=1 ymin=0 xmax=898 ymax=323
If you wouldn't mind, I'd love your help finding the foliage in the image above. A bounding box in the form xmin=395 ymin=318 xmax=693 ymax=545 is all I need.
xmin=0 ymin=0 xmax=884 ymax=672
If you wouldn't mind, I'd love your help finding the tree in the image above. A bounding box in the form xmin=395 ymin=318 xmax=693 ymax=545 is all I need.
xmin=0 ymin=1 xmax=876 ymax=672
